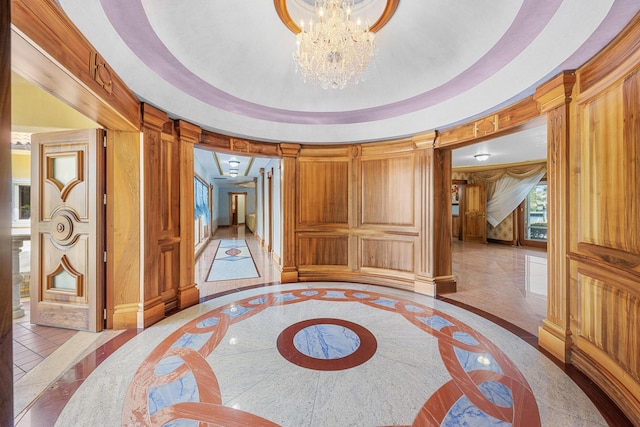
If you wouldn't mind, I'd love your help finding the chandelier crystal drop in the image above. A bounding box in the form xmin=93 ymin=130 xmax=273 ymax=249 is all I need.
xmin=294 ymin=0 xmax=375 ymax=90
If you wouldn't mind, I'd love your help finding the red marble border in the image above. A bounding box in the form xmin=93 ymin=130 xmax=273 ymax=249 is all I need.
xmin=276 ymin=318 xmax=377 ymax=371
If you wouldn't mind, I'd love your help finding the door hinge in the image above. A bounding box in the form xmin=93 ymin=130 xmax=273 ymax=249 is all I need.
xmin=104 ymin=308 xmax=107 ymax=320
xmin=103 ymin=134 xmax=107 ymax=148
xmin=104 ymin=194 xmax=107 ymax=205
xmin=104 ymin=251 xmax=107 ymax=263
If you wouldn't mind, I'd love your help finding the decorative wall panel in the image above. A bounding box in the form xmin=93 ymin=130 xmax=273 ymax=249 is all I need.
xmin=361 ymin=237 xmax=414 ymax=272
xmin=361 ymin=155 xmax=415 ymax=226
xmin=298 ymin=161 xmax=349 ymax=225
xmin=297 ymin=235 xmax=349 ymax=266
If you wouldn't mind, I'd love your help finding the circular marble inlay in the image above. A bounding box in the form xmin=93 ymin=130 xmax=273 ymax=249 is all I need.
xmin=293 ymin=324 xmax=361 ymax=359
xmin=277 ymin=318 xmax=377 ymax=371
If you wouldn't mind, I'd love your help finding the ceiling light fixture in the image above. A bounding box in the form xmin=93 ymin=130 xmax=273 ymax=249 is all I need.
xmin=228 ymin=160 xmax=240 ymax=168
xmin=474 ymin=153 xmax=491 ymax=162
xmin=229 ymin=168 xmax=239 ymax=177
xmin=294 ymin=0 xmax=375 ymax=90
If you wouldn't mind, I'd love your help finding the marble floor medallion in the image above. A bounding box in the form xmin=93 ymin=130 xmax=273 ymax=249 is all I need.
xmin=54 ymin=284 xmax=607 ymax=426
xmin=277 ymin=318 xmax=378 ymax=370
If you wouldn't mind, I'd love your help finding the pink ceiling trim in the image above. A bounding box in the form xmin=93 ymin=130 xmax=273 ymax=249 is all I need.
xmin=100 ymin=0 xmax=636 ymax=126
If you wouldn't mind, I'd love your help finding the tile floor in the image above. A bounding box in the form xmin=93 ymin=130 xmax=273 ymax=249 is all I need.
xmin=12 ymin=301 xmax=78 ymax=383
xmin=11 ymin=228 xmax=633 ymax=426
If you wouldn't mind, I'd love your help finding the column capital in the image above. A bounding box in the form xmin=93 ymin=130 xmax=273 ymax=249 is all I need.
xmin=279 ymin=143 xmax=301 ymax=157
xmin=534 ymin=70 xmax=576 ymax=113
xmin=412 ymin=130 xmax=437 ymax=150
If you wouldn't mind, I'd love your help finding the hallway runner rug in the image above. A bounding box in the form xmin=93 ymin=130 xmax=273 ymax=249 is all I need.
xmin=206 ymin=239 xmax=260 ymax=282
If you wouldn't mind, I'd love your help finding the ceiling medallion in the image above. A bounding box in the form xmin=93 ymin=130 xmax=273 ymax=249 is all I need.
xmin=275 ymin=0 xmax=399 ymax=90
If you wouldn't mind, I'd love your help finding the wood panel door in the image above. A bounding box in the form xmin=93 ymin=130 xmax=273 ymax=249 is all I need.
xmin=31 ymin=129 xmax=105 ymax=332
xmin=462 ymin=183 xmax=487 ymax=243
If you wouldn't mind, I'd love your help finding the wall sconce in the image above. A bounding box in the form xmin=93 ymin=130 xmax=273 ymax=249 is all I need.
xmin=474 ymin=153 xmax=491 ymax=162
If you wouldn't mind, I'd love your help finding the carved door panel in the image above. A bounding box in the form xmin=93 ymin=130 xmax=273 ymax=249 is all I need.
xmin=462 ymin=183 xmax=487 ymax=244
xmin=31 ymin=129 xmax=105 ymax=332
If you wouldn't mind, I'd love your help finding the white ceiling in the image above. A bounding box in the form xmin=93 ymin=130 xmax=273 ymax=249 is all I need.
xmin=53 ymin=1 xmax=638 ymax=176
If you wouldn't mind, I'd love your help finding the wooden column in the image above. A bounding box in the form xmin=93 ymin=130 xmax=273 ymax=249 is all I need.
xmin=279 ymin=143 xmax=300 ymax=283
xmin=533 ymin=71 xmax=576 ymax=362
xmin=106 ymin=131 xmax=141 ymax=329
xmin=175 ymin=120 xmax=200 ymax=309
xmin=0 ymin=0 xmax=13 ymax=423
xmin=140 ymin=104 xmax=179 ymax=327
xmin=414 ymin=131 xmax=456 ymax=295
xmin=259 ymin=168 xmax=265 ymax=246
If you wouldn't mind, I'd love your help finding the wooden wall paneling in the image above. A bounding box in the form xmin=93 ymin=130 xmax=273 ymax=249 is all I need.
xmin=158 ymin=121 xmax=180 ymax=312
xmin=297 ymin=234 xmax=349 ymax=267
xmin=360 ymin=236 xmax=415 ymax=278
xmin=200 ymin=130 xmax=280 ymax=158
xmin=0 ymin=0 xmax=12 ymax=422
xmin=11 ymin=0 xmax=140 ymax=131
xmin=297 ymin=158 xmax=349 ymax=226
xmin=533 ymin=71 xmax=575 ymax=363
xmin=106 ymin=131 xmax=141 ymax=329
xmin=565 ymin=53 xmax=640 ymax=421
xmin=279 ymin=143 xmax=300 ymax=283
xmin=413 ymin=133 xmax=456 ymax=296
xmin=359 ymin=143 xmax=417 ymax=228
xmin=140 ymin=104 xmax=170 ymax=326
xmin=175 ymin=120 xmax=200 ymax=310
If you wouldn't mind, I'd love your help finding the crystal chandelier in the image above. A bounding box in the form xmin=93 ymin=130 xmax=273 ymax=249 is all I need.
xmin=294 ymin=0 xmax=375 ymax=90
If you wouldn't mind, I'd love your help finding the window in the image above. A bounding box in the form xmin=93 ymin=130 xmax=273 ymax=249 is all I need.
xmin=525 ymin=183 xmax=547 ymax=242
xmin=12 ymin=181 xmax=31 ymax=225
xmin=18 ymin=185 xmax=30 ymax=220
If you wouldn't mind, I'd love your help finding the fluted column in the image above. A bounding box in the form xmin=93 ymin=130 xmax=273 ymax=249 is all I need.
xmin=279 ymin=143 xmax=300 ymax=283
xmin=533 ymin=71 xmax=576 ymax=363
xmin=414 ymin=131 xmax=456 ymax=295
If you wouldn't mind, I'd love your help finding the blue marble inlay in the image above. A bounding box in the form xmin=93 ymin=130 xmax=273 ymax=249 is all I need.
xmin=453 ymin=331 xmax=480 ymax=346
xmin=274 ymin=293 xmax=298 ymax=303
xmin=301 ymin=291 xmax=319 ymax=296
xmin=217 ymin=255 xmax=249 ymax=262
xmin=248 ymin=297 xmax=267 ymax=305
xmin=148 ymin=372 xmax=199 ymax=416
xmin=171 ymin=331 xmax=213 ymax=351
xmin=372 ymin=297 xmax=398 ymax=308
xmin=163 ymin=420 xmax=198 ymax=427
xmin=293 ymin=324 xmax=360 ymax=359
xmin=323 ymin=290 xmax=347 ymax=299
xmin=221 ymin=305 xmax=253 ymax=319
xmin=195 ymin=317 xmax=218 ymax=328
xmin=418 ymin=315 xmax=455 ymax=331
xmin=454 ymin=348 xmax=503 ymax=374
xmin=353 ymin=292 xmax=370 ymax=299
xmin=154 ymin=355 xmax=185 ymax=375
xmin=405 ymin=304 xmax=425 ymax=313
xmin=442 ymin=395 xmax=511 ymax=427
xmin=478 ymin=381 xmax=513 ymax=408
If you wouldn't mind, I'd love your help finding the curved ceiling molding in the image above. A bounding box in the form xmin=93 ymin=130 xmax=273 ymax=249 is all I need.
xmin=57 ymin=0 xmax=640 ymax=144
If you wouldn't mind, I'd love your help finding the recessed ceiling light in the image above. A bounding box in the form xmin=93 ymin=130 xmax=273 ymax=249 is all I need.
xmin=229 ymin=160 xmax=240 ymax=168
xmin=474 ymin=153 xmax=491 ymax=161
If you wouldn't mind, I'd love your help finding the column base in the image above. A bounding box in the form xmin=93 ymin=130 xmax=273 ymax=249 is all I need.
xmin=138 ymin=296 xmax=165 ymax=328
xmin=538 ymin=319 xmax=572 ymax=363
xmin=178 ymin=282 xmax=200 ymax=309
xmin=415 ymin=275 xmax=457 ymax=296
xmin=280 ymin=267 xmax=299 ymax=283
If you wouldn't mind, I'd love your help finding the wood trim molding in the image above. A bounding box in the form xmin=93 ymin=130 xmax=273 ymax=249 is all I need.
xmin=0 ymin=0 xmax=13 ymax=423
xmin=11 ymin=0 xmax=140 ymax=131
xmin=534 ymin=70 xmax=577 ymax=113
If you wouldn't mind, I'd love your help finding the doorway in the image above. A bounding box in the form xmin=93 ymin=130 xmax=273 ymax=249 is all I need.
xmin=228 ymin=192 xmax=247 ymax=227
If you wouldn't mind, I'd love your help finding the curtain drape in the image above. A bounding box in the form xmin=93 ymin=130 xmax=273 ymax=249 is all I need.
xmin=470 ymin=162 xmax=546 ymax=227
xmin=194 ymin=177 xmax=210 ymax=223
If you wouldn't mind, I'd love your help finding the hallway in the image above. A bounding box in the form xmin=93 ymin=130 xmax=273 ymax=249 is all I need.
xmin=12 ymin=227 xmax=631 ymax=426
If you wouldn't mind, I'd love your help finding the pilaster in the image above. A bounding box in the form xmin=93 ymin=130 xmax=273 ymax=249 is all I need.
xmin=413 ymin=131 xmax=456 ymax=295
xmin=533 ymin=70 xmax=576 ymax=362
xmin=279 ymin=143 xmax=300 ymax=283
xmin=175 ymin=120 xmax=201 ymax=309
